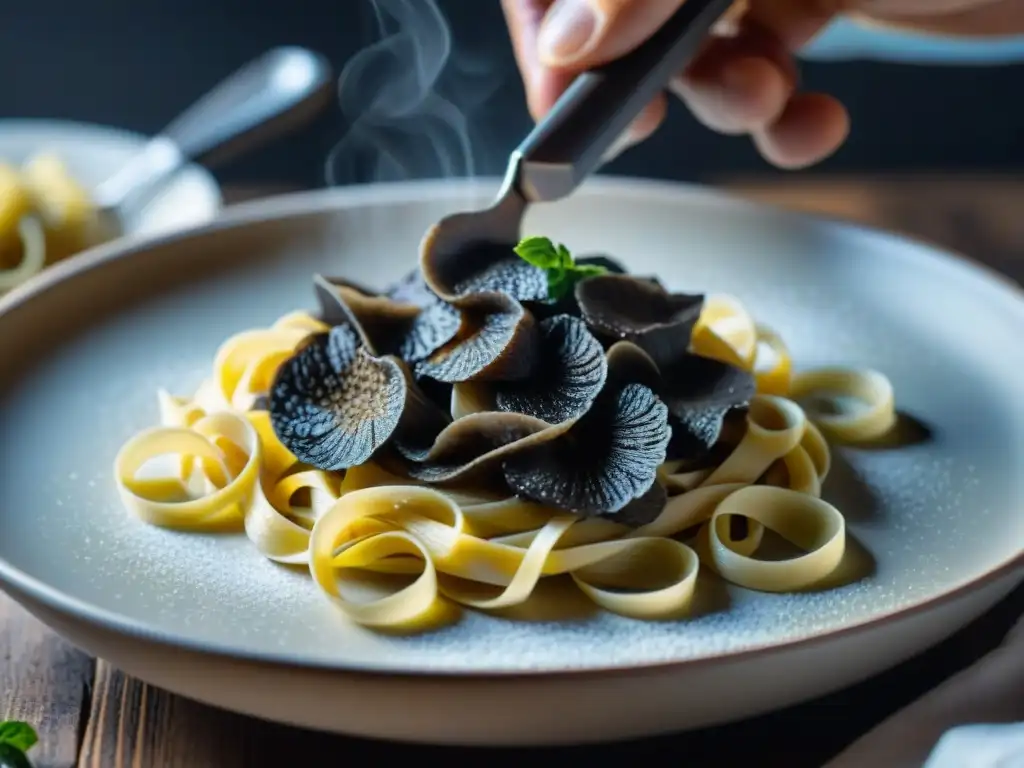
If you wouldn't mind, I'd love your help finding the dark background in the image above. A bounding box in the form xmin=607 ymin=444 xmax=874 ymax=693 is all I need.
xmin=2 ymin=0 xmax=1023 ymax=189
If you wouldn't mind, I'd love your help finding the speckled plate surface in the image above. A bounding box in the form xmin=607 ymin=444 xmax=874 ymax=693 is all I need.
xmin=0 ymin=178 xmax=1021 ymax=745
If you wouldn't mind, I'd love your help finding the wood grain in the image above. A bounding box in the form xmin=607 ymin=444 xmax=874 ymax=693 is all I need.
xmin=0 ymin=598 xmax=93 ymax=768
xmin=1 ymin=177 xmax=1021 ymax=768
xmin=725 ymin=176 xmax=1024 ymax=282
xmin=76 ymin=662 xmax=252 ymax=768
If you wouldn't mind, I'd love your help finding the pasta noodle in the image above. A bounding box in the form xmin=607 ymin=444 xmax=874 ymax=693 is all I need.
xmin=114 ymin=290 xmax=897 ymax=632
xmin=0 ymin=153 xmax=105 ymax=292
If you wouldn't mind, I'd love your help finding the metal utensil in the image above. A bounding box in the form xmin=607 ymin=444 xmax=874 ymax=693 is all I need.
xmin=421 ymin=0 xmax=734 ymax=264
xmin=93 ymin=46 xmax=334 ymax=236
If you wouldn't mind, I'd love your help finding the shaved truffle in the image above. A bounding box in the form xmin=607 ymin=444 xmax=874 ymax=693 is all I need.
xmin=502 ymin=380 xmax=670 ymax=524
xmin=494 ymin=315 xmax=607 ymax=423
xmin=575 ymin=274 xmax=703 ymax=368
xmin=269 ymin=325 xmax=406 ymax=470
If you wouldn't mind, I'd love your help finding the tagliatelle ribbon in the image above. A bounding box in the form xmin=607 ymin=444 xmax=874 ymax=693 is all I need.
xmin=112 ymin=304 xmax=899 ymax=632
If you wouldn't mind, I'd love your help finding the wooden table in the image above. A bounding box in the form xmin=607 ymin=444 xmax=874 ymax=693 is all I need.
xmin=2 ymin=177 xmax=1022 ymax=768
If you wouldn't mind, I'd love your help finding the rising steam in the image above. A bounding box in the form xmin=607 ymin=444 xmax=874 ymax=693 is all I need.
xmin=325 ymin=0 xmax=492 ymax=186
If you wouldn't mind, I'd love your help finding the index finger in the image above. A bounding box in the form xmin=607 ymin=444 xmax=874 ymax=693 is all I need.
xmin=501 ymin=0 xmax=669 ymax=152
xmin=502 ymin=0 xmax=576 ymax=119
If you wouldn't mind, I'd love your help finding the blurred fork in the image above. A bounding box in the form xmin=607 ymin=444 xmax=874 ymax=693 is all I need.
xmin=93 ymin=46 xmax=333 ymax=238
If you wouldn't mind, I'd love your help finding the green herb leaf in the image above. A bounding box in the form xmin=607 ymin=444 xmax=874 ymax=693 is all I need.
xmin=513 ymin=237 xmax=562 ymax=270
xmin=0 ymin=743 xmax=33 ymax=768
xmin=546 ymin=270 xmax=571 ymax=301
xmin=0 ymin=723 xmax=35 ymax=754
xmin=572 ymin=264 xmax=607 ymax=279
xmin=514 ymin=236 xmax=608 ymax=302
xmin=555 ymin=243 xmax=573 ymax=269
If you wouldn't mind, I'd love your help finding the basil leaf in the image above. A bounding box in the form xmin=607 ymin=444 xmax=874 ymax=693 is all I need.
xmin=513 ymin=237 xmax=561 ymax=270
xmin=0 ymin=723 xmax=35 ymax=754
xmin=570 ymin=264 xmax=607 ymax=279
xmin=555 ymin=243 xmax=573 ymax=269
xmin=516 ymin=235 xmax=609 ymax=301
xmin=547 ymin=270 xmax=572 ymax=301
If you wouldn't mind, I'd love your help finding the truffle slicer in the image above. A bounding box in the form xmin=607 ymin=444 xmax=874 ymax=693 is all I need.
xmin=420 ymin=0 xmax=735 ymax=266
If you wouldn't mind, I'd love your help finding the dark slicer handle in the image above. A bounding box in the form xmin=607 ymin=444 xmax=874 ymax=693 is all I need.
xmin=512 ymin=0 xmax=735 ymax=201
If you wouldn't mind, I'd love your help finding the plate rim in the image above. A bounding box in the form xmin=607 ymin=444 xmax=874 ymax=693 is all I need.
xmin=0 ymin=175 xmax=1021 ymax=679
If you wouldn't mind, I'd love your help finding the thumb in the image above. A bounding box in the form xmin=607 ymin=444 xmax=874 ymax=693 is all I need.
xmin=537 ymin=0 xmax=687 ymax=68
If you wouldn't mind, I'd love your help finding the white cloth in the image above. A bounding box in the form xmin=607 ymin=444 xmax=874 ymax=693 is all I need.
xmin=825 ymin=616 xmax=1024 ymax=768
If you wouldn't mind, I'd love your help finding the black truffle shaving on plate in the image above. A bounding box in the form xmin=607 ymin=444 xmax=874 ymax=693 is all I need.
xmin=269 ymin=324 xmax=445 ymax=471
xmin=397 ymin=411 xmax=571 ymax=485
xmin=492 ymin=314 xmax=608 ymax=423
xmin=420 ymin=239 xmax=550 ymax=303
xmin=500 ymin=344 xmax=672 ymax=525
xmin=414 ymin=292 xmax=539 ymax=383
xmin=313 ymin=274 xmax=460 ymax=364
xmin=265 ymin=234 xmax=757 ymax=529
xmin=323 ymin=267 xmax=440 ymax=310
xmin=603 ymin=340 xmax=662 ymax=392
xmin=602 ymin=340 xmax=754 ymax=462
xmin=381 ymin=266 xmax=441 ymax=308
xmin=526 ymin=253 xmax=641 ymax=321
xmin=575 ymin=273 xmax=704 ymax=369
xmin=659 ymin=352 xmax=756 ymax=461
xmin=501 ymin=379 xmax=671 ymax=526
xmin=416 ymin=375 xmax=457 ymax=414
xmin=395 ymin=334 xmax=666 ymax=518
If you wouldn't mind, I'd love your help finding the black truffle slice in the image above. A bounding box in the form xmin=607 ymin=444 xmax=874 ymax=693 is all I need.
xmin=383 ymin=266 xmax=440 ymax=308
xmin=415 ymin=293 xmax=538 ymax=383
xmin=415 ymin=375 xmax=456 ymax=413
xmin=502 ymin=371 xmax=671 ymax=525
xmin=400 ymin=300 xmax=463 ymax=363
xmin=400 ymin=411 xmax=572 ymax=484
xmin=575 ymin=274 xmax=704 ymax=369
xmin=421 ymin=238 xmax=549 ymax=303
xmin=616 ymin=481 xmax=669 ymax=528
xmin=313 ymin=274 xmax=366 ymax=330
xmin=531 ymin=267 xmax=662 ymax=322
xmin=660 ymin=352 xmax=756 ymax=461
xmin=494 ymin=315 xmax=607 ymax=423
xmin=313 ymin=275 xmax=460 ymax=364
xmin=451 ymin=381 xmax=496 ymax=419
xmin=604 ymin=340 xmax=662 ymax=392
xmin=313 ymin=267 xmax=440 ymax=309
xmin=269 ymin=324 xmax=447 ymax=471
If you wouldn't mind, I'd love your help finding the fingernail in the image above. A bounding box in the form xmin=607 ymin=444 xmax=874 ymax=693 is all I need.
xmin=538 ymin=0 xmax=604 ymax=65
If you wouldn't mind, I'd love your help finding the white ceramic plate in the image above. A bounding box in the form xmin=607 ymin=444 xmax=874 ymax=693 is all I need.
xmin=0 ymin=118 xmax=221 ymax=239
xmin=0 ymin=178 xmax=1021 ymax=746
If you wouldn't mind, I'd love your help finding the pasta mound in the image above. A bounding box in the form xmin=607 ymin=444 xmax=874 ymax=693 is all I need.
xmin=114 ymin=298 xmax=896 ymax=631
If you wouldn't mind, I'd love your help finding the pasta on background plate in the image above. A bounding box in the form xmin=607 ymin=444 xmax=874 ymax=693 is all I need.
xmin=0 ymin=153 xmax=105 ymax=292
xmin=115 ymin=236 xmax=896 ymax=632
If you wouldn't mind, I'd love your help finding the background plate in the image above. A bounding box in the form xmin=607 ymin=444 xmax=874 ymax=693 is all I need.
xmin=0 ymin=178 xmax=1021 ymax=744
xmin=0 ymin=118 xmax=221 ymax=238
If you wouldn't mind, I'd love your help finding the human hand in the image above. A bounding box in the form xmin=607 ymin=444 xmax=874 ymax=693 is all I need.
xmin=502 ymin=0 xmax=1024 ymax=168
